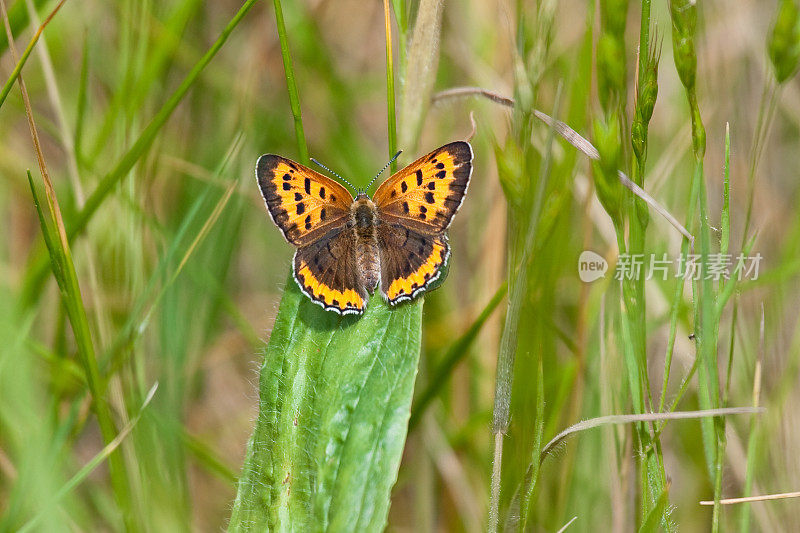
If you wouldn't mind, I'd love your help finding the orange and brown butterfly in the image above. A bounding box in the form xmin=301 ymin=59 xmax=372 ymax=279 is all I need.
xmin=256 ymin=141 xmax=473 ymax=315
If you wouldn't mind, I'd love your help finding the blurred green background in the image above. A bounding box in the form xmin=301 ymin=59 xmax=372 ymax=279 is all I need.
xmin=1 ymin=0 xmax=800 ymax=531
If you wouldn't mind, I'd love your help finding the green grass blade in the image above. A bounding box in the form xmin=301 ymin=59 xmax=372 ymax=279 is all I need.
xmin=0 ymin=0 xmax=66 ymax=111
xmin=721 ymin=123 xmax=731 ymax=257
xmin=273 ymin=0 xmax=309 ymax=164
xmin=228 ymin=280 xmax=423 ymax=531
xmin=383 ymin=0 xmax=398 ymax=172
xmin=639 ymin=482 xmax=671 ymax=533
xmin=74 ymin=30 xmax=89 ymax=166
xmin=26 ymin=170 xmax=133 ymax=528
xmin=0 ymin=0 xmax=47 ymax=54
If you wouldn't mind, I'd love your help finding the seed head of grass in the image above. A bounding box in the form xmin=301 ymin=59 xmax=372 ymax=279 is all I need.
xmin=632 ymin=32 xmax=662 ymax=161
xmin=592 ymin=115 xmax=624 ymax=225
xmin=768 ymin=0 xmax=800 ymax=83
xmin=669 ymin=0 xmax=698 ymax=92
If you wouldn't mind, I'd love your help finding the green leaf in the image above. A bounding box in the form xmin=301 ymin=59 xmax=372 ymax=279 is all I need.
xmin=638 ymin=482 xmax=670 ymax=533
xmin=229 ymin=274 xmax=422 ymax=532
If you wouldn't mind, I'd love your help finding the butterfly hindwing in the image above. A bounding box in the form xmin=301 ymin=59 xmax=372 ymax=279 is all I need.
xmin=378 ymin=223 xmax=449 ymax=304
xmin=293 ymin=227 xmax=367 ymax=315
xmin=373 ymin=141 xmax=472 ymax=235
xmin=256 ymin=155 xmax=353 ymax=246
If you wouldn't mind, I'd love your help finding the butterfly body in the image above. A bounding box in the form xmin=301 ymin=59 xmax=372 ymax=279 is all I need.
xmin=257 ymin=141 xmax=473 ymax=315
xmin=351 ymin=194 xmax=381 ymax=293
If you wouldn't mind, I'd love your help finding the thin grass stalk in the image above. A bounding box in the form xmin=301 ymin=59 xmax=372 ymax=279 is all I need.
xmin=24 ymin=0 xmax=81 ymax=194
xmin=74 ymin=32 xmax=89 ymax=166
xmin=518 ymin=356 xmax=544 ymax=530
xmin=668 ymin=8 xmax=722 ymax=524
xmin=383 ymin=0 xmax=398 ymax=172
xmin=19 ymin=0 xmax=260 ymax=308
xmin=739 ymin=306 xmax=765 ymax=532
xmin=390 ymin=0 xmax=407 ymax=75
xmin=273 ymin=0 xmax=309 ymax=164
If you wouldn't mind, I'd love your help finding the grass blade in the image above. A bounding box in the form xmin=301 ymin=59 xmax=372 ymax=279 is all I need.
xmin=0 ymin=0 xmax=66 ymax=111
xmin=273 ymin=0 xmax=309 ymax=164
xmin=383 ymin=0 xmax=398 ymax=172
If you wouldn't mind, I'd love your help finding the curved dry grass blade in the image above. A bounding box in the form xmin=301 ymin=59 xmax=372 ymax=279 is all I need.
xmin=432 ymin=87 xmax=693 ymax=244
xmin=542 ymin=407 xmax=764 ymax=459
xmin=700 ymin=492 xmax=800 ymax=506
xmin=556 ymin=516 xmax=578 ymax=533
xmin=431 ymin=86 xmax=515 ymax=107
xmin=616 ymin=170 xmax=694 ymax=245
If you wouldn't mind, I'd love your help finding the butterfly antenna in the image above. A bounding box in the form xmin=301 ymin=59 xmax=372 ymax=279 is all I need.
xmin=310 ymin=157 xmax=358 ymax=193
xmin=365 ymin=150 xmax=402 ymax=192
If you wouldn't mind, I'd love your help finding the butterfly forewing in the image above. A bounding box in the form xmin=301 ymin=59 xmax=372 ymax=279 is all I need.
xmin=373 ymin=141 xmax=472 ymax=235
xmin=256 ymin=155 xmax=352 ymax=246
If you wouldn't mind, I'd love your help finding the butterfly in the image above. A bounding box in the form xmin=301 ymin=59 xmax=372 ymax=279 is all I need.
xmin=255 ymin=141 xmax=473 ymax=315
